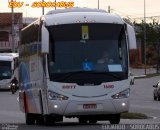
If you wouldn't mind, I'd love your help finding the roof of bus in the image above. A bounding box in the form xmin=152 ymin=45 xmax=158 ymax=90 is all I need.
xmin=46 ymin=7 xmax=107 ymax=15
xmin=44 ymin=8 xmax=124 ymax=26
xmin=0 ymin=53 xmax=18 ymax=61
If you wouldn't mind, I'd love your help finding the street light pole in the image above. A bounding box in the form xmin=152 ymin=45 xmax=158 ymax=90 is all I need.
xmin=42 ymin=0 xmax=44 ymax=15
xmin=98 ymin=0 xmax=99 ymax=9
xmin=144 ymin=0 xmax=147 ymax=75
xmin=108 ymin=6 xmax=111 ymax=13
xmin=10 ymin=0 xmax=15 ymax=52
xmin=42 ymin=0 xmax=56 ymax=14
xmin=55 ymin=0 xmax=56 ymax=10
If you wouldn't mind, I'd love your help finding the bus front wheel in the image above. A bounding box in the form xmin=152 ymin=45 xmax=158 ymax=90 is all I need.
xmin=78 ymin=117 xmax=88 ymax=124
xmin=44 ymin=115 xmax=55 ymax=126
xmin=109 ymin=114 xmax=120 ymax=124
xmin=25 ymin=113 xmax=36 ymax=125
xmin=89 ymin=119 xmax=97 ymax=124
xmin=36 ymin=114 xmax=44 ymax=125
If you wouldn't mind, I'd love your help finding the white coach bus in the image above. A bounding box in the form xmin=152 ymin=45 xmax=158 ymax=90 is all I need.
xmin=19 ymin=8 xmax=136 ymax=125
xmin=0 ymin=53 xmax=19 ymax=90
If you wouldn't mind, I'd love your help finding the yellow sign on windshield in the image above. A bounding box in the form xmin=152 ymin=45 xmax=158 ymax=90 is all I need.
xmin=81 ymin=26 xmax=89 ymax=40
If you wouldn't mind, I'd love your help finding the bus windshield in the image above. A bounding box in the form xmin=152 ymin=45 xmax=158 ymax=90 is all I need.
xmin=0 ymin=61 xmax=12 ymax=79
xmin=47 ymin=23 xmax=128 ymax=85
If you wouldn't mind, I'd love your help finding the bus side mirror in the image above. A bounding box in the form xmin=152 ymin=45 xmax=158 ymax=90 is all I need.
xmin=127 ymin=24 xmax=137 ymax=49
xmin=41 ymin=25 xmax=49 ymax=54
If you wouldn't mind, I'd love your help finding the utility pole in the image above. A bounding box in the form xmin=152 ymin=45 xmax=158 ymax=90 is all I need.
xmin=108 ymin=6 xmax=111 ymax=13
xmin=42 ymin=0 xmax=44 ymax=15
xmin=11 ymin=0 xmax=15 ymax=52
xmin=55 ymin=0 xmax=56 ymax=10
xmin=42 ymin=0 xmax=56 ymax=14
xmin=98 ymin=0 xmax=99 ymax=9
xmin=144 ymin=0 xmax=147 ymax=75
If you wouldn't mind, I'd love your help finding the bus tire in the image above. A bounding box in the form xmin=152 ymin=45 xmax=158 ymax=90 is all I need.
xmin=154 ymin=96 xmax=157 ymax=101
xmin=25 ymin=113 xmax=36 ymax=125
xmin=109 ymin=114 xmax=120 ymax=124
xmin=89 ymin=119 xmax=97 ymax=124
xmin=36 ymin=114 xmax=44 ymax=125
xmin=44 ymin=115 xmax=55 ymax=126
xmin=78 ymin=117 xmax=88 ymax=124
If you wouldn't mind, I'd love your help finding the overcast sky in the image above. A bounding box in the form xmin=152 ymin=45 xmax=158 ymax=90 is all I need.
xmin=1 ymin=0 xmax=160 ymax=19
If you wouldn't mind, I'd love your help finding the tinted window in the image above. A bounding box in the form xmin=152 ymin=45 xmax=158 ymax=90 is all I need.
xmin=47 ymin=23 xmax=128 ymax=84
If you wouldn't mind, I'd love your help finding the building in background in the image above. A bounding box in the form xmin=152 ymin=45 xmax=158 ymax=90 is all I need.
xmin=0 ymin=13 xmax=23 ymax=52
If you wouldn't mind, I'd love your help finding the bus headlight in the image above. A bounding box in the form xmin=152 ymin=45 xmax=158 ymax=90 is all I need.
xmin=48 ymin=90 xmax=68 ymax=100
xmin=111 ymin=88 xmax=130 ymax=99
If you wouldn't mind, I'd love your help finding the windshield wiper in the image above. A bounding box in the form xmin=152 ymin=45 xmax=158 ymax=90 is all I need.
xmin=54 ymin=71 xmax=122 ymax=82
xmin=105 ymin=72 xmax=123 ymax=80
xmin=55 ymin=71 xmax=97 ymax=81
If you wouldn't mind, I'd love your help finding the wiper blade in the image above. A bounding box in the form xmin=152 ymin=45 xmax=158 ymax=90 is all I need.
xmin=55 ymin=71 xmax=122 ymax=82
xmin=105 ymin=72 xmax=123 ymax=80
xmin=89 ymin=71 xmax=123 ymax=80
xmin=55 ymin=71 xmax=97 ymax=81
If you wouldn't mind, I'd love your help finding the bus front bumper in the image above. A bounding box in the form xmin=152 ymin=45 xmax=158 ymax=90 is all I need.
xmin=48 ymin=98 xmax=129 ymax=116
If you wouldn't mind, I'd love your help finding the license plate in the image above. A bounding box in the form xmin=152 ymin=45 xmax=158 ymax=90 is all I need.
xmin=83 ymin=104 xmax=97 ymax=109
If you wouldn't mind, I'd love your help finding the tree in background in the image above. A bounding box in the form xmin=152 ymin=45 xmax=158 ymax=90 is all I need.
xmin=126 ymin=17 xmax=160 ymax=72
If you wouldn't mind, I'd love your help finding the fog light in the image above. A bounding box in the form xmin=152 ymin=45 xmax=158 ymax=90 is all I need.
xmin=122 ymin=103 xmax=126 ymax=106
xmin=54 ymin=105 xmax=58 ymax=109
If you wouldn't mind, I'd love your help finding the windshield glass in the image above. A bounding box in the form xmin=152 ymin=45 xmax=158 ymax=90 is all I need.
xmin=47 ymin=23 xmax=128 ymax=85
xmin=0 ymin=61 xmax=12 ymax=79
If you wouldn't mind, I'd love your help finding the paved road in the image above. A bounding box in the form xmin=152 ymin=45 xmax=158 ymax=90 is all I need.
xmin=129 ymin=75 xmax=160 ymax=118
xmin=0 ymin=92 xmax=24 ymax=124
